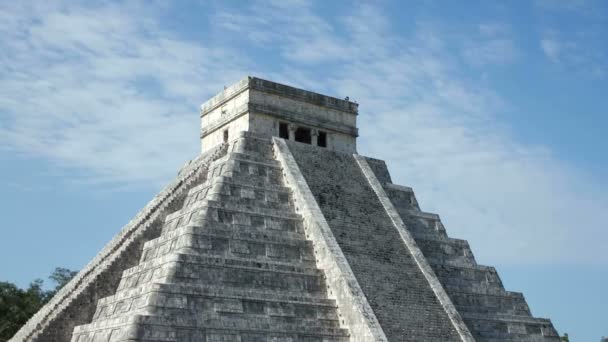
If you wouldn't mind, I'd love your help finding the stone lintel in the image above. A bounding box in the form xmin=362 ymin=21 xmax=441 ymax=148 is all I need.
xmin=200 ymin=76 xmax=358 ymax=117
xmin=199 ymin=103 xmax=359 ymax=140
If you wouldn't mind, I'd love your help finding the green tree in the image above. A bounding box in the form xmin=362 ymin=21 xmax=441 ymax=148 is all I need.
xmin=560 ymin=333 xmax=569 ymax=341
xmin=0 ymin=268 xmax=77 ymax=341
xmin=47 ymin=268 xmax=78 ymax=297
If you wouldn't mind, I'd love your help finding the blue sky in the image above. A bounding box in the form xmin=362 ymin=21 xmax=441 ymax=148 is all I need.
xmin=0 ymin=0 xmax=606 ymax=340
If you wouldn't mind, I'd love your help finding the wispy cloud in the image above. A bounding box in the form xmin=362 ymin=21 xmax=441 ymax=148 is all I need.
xmin=461 ymin=23 xmax=520 ymax=67
xmin=539 ymin=32 xmax=606 ymax=78
xmin=536 ymin=1 xmax=607 ymax=78
xmin=1 ymin=1 xmax=606 ymax=266
xmin=540 ymin=38 xmax=561 ymax=63
xmin=0 ymin=1 xmax=248 ymax=187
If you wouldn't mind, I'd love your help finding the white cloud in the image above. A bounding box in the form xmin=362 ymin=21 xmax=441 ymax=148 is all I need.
xmin=460 ymin=23 xmax=520 ymax=67
xmin=478 ymin=23 xmax=510 ymax=37
xmin=541 ymin=38 xmax=561 ymax=62
xmin=0 ymin=1 xmax=248 ymax=187
xmin=1 ymin=1 xmax=606 ymax=267
xmin=537 ymin=3 xmax=607 ymax=78
xmin=535 ymin=0 xmax=594 ymax=13
xmin=539 ymin=33 xmax=606 ymax=77
xmin=462 ymin=39 xmax=519 ymax=66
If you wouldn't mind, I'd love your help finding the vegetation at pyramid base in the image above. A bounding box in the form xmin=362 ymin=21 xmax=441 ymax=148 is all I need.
xmin=0 ymin=267 xmax=77 ymax=342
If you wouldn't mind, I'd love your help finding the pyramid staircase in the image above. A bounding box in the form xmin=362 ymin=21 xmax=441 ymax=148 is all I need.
xmin=380 ymin=180 xmax=560 ymax=341
xmin=71 ymin=135 xmax=349 ymax=342
xmin=282 ymin=141 xmax=560 ymax=342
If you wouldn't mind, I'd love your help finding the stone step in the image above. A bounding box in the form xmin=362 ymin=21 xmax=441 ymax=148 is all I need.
xmin=215 ymin=175 xmax=293 ymax=193
xmin=201 ymin=186 xmax=293 ymax=213
xmin=383 ymin=183 xmax=421 ymax=211
xmin=473 ymin=331 xmax=560 ymax=342
xmin=448 ymin=290 xmax=532 ymax=316
xmin=225 ymin=154 xmax=282 ymax=169
xmin=398 ymin=208 xmax=449 ymax=237
xmin=208 ymin=192 xmax=293 ymax=211
xmin=140 ymin=229 xmax=315 ymax=265
xmin=74 ymin=317 xmax=350 ymax=342
xmin=181 ymin=184 xmax=212 ymax=209
xmin=162 ymin=203 xmax=303 ymax=237
xmin=164 ymin=198 xmax=298 ymax=236
xmin=144 ymin=224 xmax=310 ymax=253
xmin=161 ymin=219 xmax=303 ymax=242
xmin=444 ymin=283 xmax=515 ymax=297
xmin=187 ymin=177 xmax=292 ymax=203
xmin=205 ymin=199 xmax=295 ymax=217
xmin=463 ymin=312 xmax=555 ymax=326
xmin=121 ymin=253 xmax=323 ymax=280
xmin=433 ymin=263 xmax=505 ymax=291
xmin=223 ymin=171 xmax=284 ymax=189
xmin=97 ymin=282 xmax=338 ymax=310
xmin=117 ymin=254 xmax=327 ymax=295
xmin=409 ymin=232 xmax=469 ymax=245
xmin=463 ymin=313 xmax=559 ymax=341
xmin=93 ymin=296 xmax=341 ymax=327
xmin=230 ymin=131 xmax=276 ymax=156
xmin=416 ymin=236 xmax=477 ymax=267
xmin=427 ymin=256 xmax=477 ymax=268
xmin=223 ymin=156 xmax=284 ymax=176
xmin=166 ymin=192 xmax=301 ymax=223
xmin=174 ymin=220 xmax=305 ymax=241
xmin=226 ymin=151 xmax=281 ymax=166
xmin=184 ymin=156 xmax=285 ymax=194
xmin=474 ymin=337 xmax=560 ymax=342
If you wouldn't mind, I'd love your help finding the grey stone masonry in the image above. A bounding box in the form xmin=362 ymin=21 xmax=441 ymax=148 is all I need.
xmin=70 ymin=132 xmax=350 ymax=342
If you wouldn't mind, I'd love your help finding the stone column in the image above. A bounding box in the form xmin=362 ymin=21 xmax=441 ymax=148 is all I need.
xmin=311 ymin=129 xmax=319 ymax=146
xmin=288 ymin=124 xmax=296 ymax=141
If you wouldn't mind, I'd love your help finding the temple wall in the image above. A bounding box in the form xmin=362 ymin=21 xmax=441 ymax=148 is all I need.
xmin=200 ymin=77 xmax=358 ymax=154
xmin=201 ymin=113 xmax=249 ymax=152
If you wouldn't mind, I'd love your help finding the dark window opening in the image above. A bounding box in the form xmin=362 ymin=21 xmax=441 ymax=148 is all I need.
xmin=223 ymin=129 xmax=229 ymax=143
xmin=295 ymin=127 xmax=311 ymax=144
xmin=318 ymin=131 xmax=327 ymax=147
xmin=279 ymin=122 xmax=289 ymax=139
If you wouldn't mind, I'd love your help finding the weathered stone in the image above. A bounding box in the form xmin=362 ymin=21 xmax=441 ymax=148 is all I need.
xmin=11 ymin=76 xmax=559 ymax=342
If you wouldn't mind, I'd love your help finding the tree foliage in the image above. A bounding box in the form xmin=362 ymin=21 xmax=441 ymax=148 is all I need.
xmin=0 ymin=267 xmax=77 ymax=341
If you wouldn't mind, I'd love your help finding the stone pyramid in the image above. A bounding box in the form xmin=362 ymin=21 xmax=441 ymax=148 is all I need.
xmin=11 ymin=77 xmax=560 ymax=342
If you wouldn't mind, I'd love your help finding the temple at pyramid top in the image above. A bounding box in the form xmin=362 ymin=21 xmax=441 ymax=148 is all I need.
xmin=200 ymin=76 xmax=359 ymax=154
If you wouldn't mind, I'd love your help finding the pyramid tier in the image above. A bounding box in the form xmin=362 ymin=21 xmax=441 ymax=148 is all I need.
xmin=73 ymin=314 xmax=349 ymax=342
xmin=139 ymin=223 xmax=315 ymax=267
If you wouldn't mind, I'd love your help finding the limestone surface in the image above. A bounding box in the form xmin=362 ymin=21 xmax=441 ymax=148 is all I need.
xmin=10 ymin=77 xmax=560 ymax=342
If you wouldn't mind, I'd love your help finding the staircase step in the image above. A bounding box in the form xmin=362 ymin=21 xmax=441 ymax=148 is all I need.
xmin=140 ymin=229 xmax=315 ymax=265
xmin=74 ymin=315 xmax=350 ymax=340
xmin=99 ymin=282 xmax=338 ymax=308
xmin=117 ymin=254 xmax=327 ymax=295
xmin=448 ymin=290 xmax=531 ymax=316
